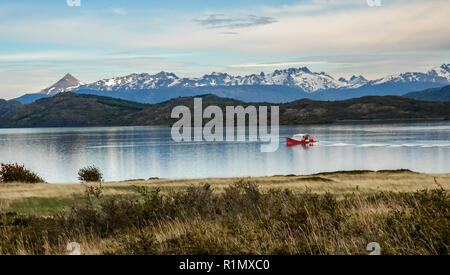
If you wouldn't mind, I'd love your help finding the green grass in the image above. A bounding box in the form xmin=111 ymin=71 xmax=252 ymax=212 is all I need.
xmin=6 ymin=197 xmax=80 ymax=216
xmin=4 ymin=193 xmax=140 ymax=216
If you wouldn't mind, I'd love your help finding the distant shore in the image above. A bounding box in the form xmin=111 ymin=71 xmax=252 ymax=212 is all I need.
xmin=0 ymin=117 xmax=449 ymax=129
xmin=334 ymin=117 xmax=448 ymax=123
xmin=1 ymin=92 xmax=449 ymax=128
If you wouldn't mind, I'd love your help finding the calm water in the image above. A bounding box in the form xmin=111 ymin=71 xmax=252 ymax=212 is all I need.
xmin=0 ymin=122 xmax=449 ymax=183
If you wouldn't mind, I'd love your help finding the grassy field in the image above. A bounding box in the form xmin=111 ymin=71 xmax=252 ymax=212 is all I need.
xmin=0 ymin=170 xmax=448 ymax=255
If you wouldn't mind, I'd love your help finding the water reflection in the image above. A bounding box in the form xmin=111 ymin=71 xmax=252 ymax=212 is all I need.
xmin=0 ymin=122 xmax=449 ymax=183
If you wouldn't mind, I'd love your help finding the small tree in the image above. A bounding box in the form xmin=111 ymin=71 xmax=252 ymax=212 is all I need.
xmin=78 ymin=165 xmax=103 ymax=182
xmin=0 ymin=163 xmax=44 ymax=183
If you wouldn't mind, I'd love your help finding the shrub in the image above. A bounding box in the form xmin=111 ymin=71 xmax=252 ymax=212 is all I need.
xmin=78 ymin=166 xmax=103 ymax=182
xmin=0 ymin=163 xmax=44 ymax=183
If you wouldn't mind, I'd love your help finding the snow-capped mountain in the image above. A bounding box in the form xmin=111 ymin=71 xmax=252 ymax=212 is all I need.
xmin=13 ymin=64 xmax=450 ymax=104
xmin=265 ymin=68 xmax=345 ymax=91
xmin=40 ymin=73 xmax=84 ymax=95
xmin=339 ymin=75 xmax=369 ymax=88
xmin=78 ymin=67 xmax=348 ymax=93
xmin=371 ymin=64 xmax=450 ymax=86
xmin=76 ymin=64 xmax=450 ymax=95
xmin=86 ymin=72 xmax=179 ymax=91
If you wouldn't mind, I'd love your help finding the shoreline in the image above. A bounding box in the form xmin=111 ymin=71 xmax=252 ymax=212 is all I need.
xmin=3 ymin=169 xmax=450 ymax=186
xmin=0 ymin=118 xmax=449 ymax=129
xmin=21 ymin=169 xmax=450 ymax=185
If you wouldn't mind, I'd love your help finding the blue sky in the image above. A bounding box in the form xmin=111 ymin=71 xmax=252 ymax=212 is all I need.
xmin=0 ymin=0 xmax=449 ymax=99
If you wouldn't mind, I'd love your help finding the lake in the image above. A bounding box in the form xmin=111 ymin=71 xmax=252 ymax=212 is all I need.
xmin=0 ymin=121 xmax=449 ymax=183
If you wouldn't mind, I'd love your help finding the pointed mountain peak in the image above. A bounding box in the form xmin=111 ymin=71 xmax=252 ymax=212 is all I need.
xmin=204 ymin=71 xmax=230 ymax=77
xmin=439 ymin=64 xmax=450 ymax=71
xmin=350 ymin=75 xmax=367 ymax=82
xmin=53 ymin=73 xmax=81 ymax=85
xmin=273 ymin=67 xmax=312 ymax=75
xmin=427 ymin=64 xmax=450 ymax=78
xmin=40 ymin=73 xmax=83 ymax=95
xmin=297 ymin=66 xmax=311 ymax=73
xmin=60 ymin=73 xmax=80 ymax=83
xmin=154 ymin=71 xmax=178 ymax=79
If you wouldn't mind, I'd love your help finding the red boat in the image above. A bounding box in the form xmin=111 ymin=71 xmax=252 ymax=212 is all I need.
xmin=286 ymin=134 xmax=317 ymax=147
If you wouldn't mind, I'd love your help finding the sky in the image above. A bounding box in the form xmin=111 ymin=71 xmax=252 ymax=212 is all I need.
xmin=0 ymin=0 xmax=449 ymax=99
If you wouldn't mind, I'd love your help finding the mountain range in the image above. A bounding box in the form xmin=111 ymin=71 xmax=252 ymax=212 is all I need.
xmin=2 ymin=92 xmax=449 ymax=128
xmin=12 ymin=64 xmax=450 ymax=104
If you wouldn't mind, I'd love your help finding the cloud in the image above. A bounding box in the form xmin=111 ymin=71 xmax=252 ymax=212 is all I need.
xmin=111 ymin=8 xmax=127 ymax=15
xmin=0 ymin=16 xmax=137 ymax=48
xmin=0 ymin=51 xmax=86 ymax=61
xmin=260 ymin=0 xmax=366 ymax=14
xmin=260 ymin=3 xmax=326 ymax=14
xmin=2 ymin=0 xmax=448 ymax=55
xmin=152 ymin=0 xmax=450 ymax=54
xmin=194 ymin=14 xmax=233 ymax=27
xmin=220 ymin=31 xmax=239 ymax=35
xmin=193 ymin=14 xmax=277 ymax=29
xmin=228 ymin=61 xmax=327 ymax=68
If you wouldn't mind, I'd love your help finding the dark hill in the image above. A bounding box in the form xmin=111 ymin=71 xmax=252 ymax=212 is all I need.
xmin=0 ymin=93 xmax=148 ymax=128
xmin=280 ymin=96 xmax=450 ymax=124
xmin=404 ymin=85 xmax=450 ymax=102
xmin=0 ymin=99 xmax=23 ymax=117
xmin=0 ymin=92 xmax=449 ymax=128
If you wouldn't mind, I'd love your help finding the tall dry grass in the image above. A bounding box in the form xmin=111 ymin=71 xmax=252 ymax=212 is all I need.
xmin=0 ymin=179 xmax=448 ymax=255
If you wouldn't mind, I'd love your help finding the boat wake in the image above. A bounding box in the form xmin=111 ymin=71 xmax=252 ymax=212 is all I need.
xmin=323 ymin=142 xmax=450 ymax=148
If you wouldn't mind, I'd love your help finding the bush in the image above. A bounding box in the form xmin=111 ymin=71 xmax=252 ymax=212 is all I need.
xmin=0 ymin=163 xmax=44 ymax=183
xmin=78 ymin=166 xmax=103 ymax=182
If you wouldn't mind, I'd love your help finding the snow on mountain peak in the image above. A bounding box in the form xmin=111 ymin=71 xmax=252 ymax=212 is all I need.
xmin=430 ymin=64 xmax=450 ymax=78
xmin=439 ymin=64 xmax=450 ymax=71
xmin=75 ymin=67 xmax=361 ymax=93
xmin=372 ymin=64 xmax=450 ymax=85
xmin=261 ymin=67 xmax=344 ymax=91
xmin=345 ymin=75 xmax=369 ymax=88
xmin=273 ymin=67 xmax=311 ymax=75
xmin=40 ymin=73 xmax=83 ymax=95
xmin=154 ymin=71 xmax=179 ymax=79
xmin=350 ymin=75 xmax=367 ymax=82
xmin=68 ymin=64 xmax=450 ymax=94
